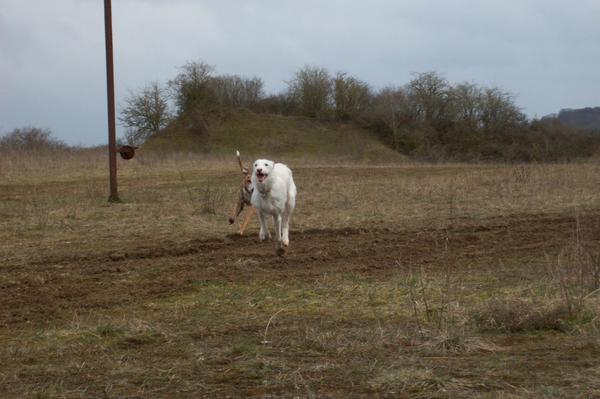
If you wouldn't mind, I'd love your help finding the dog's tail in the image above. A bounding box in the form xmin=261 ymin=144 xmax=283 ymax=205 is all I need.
xmin=236 ymin=149 xmax=249 ymax=175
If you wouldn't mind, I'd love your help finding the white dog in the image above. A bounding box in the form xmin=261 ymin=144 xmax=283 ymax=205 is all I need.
xmin=251 ymin=159 xmax=297 ymax=255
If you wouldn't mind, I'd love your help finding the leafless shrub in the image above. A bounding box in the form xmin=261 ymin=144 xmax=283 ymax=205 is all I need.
xmin=209 ymin=75 xmax=264 ymax=109
xmin=398 ymin=233 xmax=488 ymax=353
xmin=369 ymin=86 xmax=413 ymax=151
xmin=401 ymin=262 xmax=452 ymax=339
xmin=474 ymin=217 xmax=600 ymax=334
xmin=119 ymin=82 xmax=173 ymax=146
xmin=199 ymin=183 xmax=225 ymax=215
xmin=546 ymin=217 xmax=600 ymax=315
xmin=0 ymin=127 xmax=70 ymax=153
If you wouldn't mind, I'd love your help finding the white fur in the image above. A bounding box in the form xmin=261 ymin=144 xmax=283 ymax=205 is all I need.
xmin=251 ymin=159 xmax=296 ymax=253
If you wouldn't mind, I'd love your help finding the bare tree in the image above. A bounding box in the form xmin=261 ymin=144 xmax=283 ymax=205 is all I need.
xmin=286 ymin=65 xmax=333 ymax=118
xmin=479 ymin=87 xmax=526 ymax=135
xmin=168 ymin=61 xmax=214 ymax=114
xmin=371 ymin=87 xmax=413 ymax=151
xmin=407 ymin=71 xmax=451 ymax=129
xmin=449 ymin=82 xmax=483 ymax=130
xmin=209 ymin=75 xmax=264 ymax=108
xmin=333 ymin=72 xmax=372 ymax=121
xmin=119 ymin=82 xmax=173 ymax=145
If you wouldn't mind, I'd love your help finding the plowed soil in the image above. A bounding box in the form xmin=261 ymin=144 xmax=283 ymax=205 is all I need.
xmin=4 ymin=212 xmax=598 ymax=328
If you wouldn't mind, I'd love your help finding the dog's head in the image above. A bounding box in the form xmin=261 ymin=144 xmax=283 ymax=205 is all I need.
xmin=252 ymin=159 xmax=275 ymax=184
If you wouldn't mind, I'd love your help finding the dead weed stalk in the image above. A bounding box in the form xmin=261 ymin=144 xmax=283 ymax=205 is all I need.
xmin=398 ymin=230 xmax=485 ymax=352
xmin=475 ymin=215 xmax=600 ymax=334
xmin=546 ymin=215 xmax=600 ymax=317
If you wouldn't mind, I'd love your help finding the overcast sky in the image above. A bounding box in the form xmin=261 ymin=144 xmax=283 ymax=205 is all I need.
xmin=1 ymin=0 xmax=599 ymax=146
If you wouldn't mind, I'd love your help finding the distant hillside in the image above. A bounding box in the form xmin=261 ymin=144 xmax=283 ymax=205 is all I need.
xmin=557 ymin=107 xmax=600 ymax=131
xmin=144 ymin=110 xmax=405 ymax=162
xmin=121 ymin=62 xmax=599 ymax=162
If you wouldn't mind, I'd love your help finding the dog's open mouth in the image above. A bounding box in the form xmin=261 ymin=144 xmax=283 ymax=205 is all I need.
xmin=256 ymin=172 xmax=268 ymax=183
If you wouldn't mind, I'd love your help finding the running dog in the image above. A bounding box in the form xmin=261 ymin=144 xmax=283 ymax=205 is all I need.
xmin=251 ymin=158 xmax=296 ymax=255
xmin=228 ymin=150 xmax=255 ymax=235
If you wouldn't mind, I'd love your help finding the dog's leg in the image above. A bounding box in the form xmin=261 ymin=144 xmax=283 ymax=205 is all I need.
xmin=282 ymin=211 xmax=290 ymax=247
xmin=238 ymin=206 xmax=255 ymax=235
xmin=273 ymin=214 xmax=283 ymax=243
xmin=282 ymin=192 xmax=295 ymax=247
xmin=273 ymin=214 xmax=285 ymax=255
xmin=257 ymin=210 xmax=271 ymax=241
xmin=229 ymin=192 xmax=244 ymax=224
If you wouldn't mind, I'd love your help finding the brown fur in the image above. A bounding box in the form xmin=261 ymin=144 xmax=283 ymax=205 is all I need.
xmin=228 ymin=151 xmax=255 ymax=235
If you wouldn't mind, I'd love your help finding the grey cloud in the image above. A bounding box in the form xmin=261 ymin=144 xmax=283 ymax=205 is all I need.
xmin=1 ymin=0 xmax=599 ymax=144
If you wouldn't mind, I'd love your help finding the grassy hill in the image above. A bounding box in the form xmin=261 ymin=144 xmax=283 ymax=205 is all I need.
xmin=144 ymin=110 xmax=405 ymax=163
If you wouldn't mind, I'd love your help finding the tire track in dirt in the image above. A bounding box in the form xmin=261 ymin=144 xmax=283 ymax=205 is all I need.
xmin=2 ymin=212 xmax=599 ymax=327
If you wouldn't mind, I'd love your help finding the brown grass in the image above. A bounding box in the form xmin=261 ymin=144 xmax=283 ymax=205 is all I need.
xmin=472 ymin=299 xmax=572 ymax=332
xmin=2 ymin=152 xmax=600 ymax=397
xmin=3 ymin=151 xmax=600 ymax=262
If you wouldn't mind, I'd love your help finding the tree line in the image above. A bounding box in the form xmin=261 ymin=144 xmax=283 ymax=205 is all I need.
xmin=0 ymin=127 xmax=71 ymax=153
xmin=120 ymin=61 xmax=599 ymax=161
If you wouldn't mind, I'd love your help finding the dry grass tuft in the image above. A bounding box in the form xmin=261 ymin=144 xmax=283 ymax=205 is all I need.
xmin=369 ymin=366 xmax=475 ymax=398
xmin=415 ymin=331 xmax=498 ymax=353
xmin=472 ymin=299 xmax=572 ymax=333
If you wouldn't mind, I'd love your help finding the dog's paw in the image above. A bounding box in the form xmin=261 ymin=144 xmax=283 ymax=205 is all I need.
xmin=259 ymin=232 xmax=271 ymax=241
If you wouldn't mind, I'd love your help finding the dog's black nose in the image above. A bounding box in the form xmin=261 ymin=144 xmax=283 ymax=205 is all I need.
xmin=257 ymin=168 xmax=262 ymax=173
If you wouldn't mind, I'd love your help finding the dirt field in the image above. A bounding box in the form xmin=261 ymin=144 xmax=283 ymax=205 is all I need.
xmin=2 ymin=154 xmax=600 ymax=398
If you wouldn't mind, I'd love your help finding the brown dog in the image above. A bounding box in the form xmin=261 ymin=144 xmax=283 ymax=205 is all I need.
xmin=228 ymin=150 xmax=255 ymax=235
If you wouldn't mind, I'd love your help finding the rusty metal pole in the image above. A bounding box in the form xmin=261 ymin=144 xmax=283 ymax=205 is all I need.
xmin=104 ymin=0 xmax=119 ymax=202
